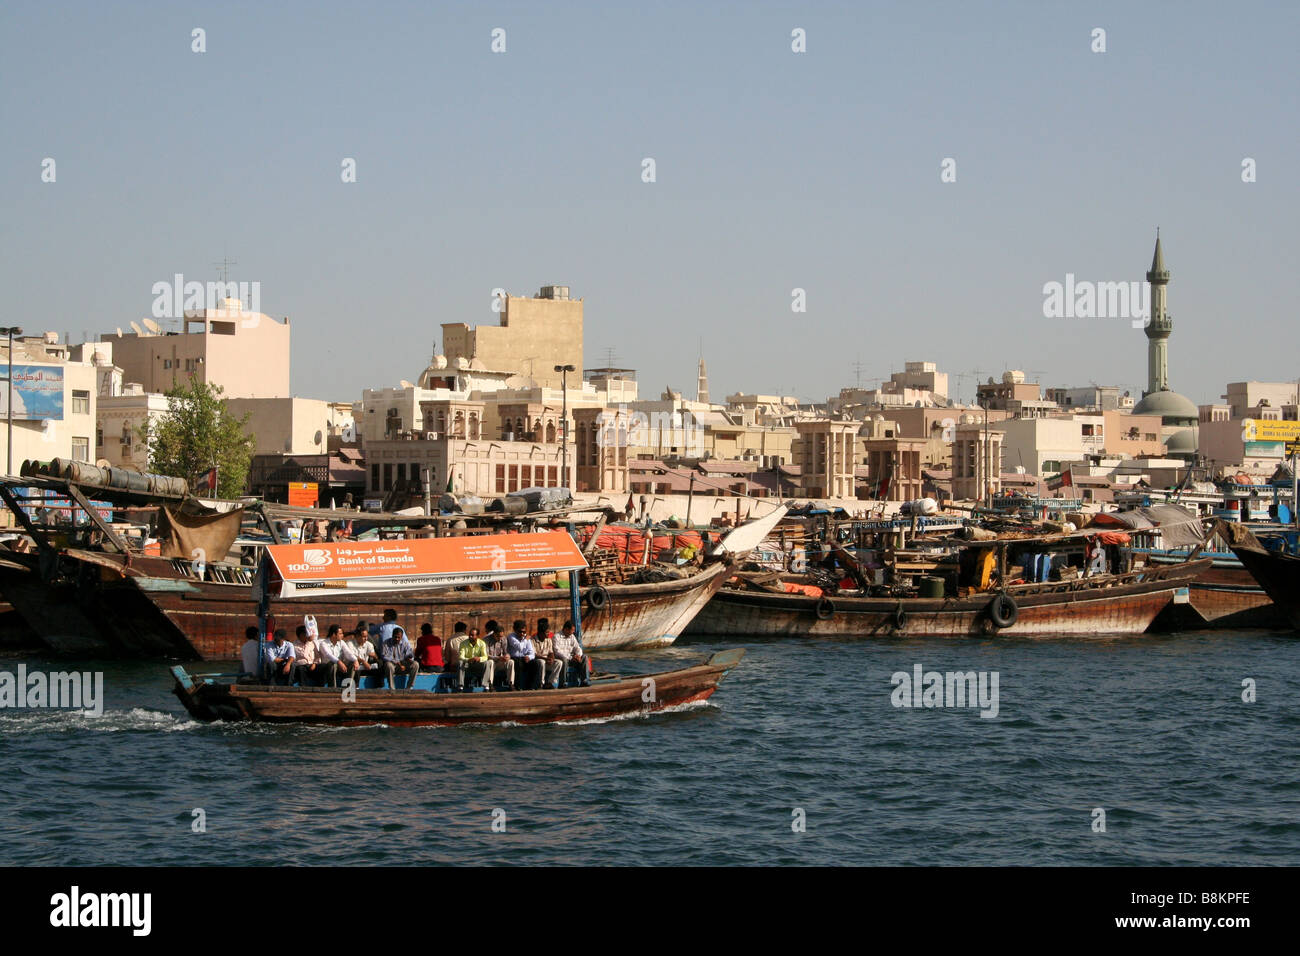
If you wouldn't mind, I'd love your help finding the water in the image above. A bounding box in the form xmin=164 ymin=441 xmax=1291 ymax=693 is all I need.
xmin=1 ymin=630 xmax=1297 ymax=866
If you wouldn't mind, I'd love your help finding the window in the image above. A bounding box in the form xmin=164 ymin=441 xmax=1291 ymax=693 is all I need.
xmin=548 ymin=466 xmax=558 ymax=486
xmin=496 ymin=464 xmax=506 ymax=493
xmin=382 ymin=464 xmax=392 ymax=490
xmin=1144 ymin=433 xmax=1157 ymax=442
xmin=71 ymin=437 xmax=89 ymax=462
xmin=71 ymin=390 xmax=90 ymax=415
xmin=163 ymin=359 xmax=172 ymax=370
xmin=508 ymin=465 xmax=519 ymax=492
xmin=371 ymin=463 xmax=380 ymax=488
xmin=96 ymin=426 xmax=104 ymax=448
xmin=396 ymin=463 xmax=407 ymax=484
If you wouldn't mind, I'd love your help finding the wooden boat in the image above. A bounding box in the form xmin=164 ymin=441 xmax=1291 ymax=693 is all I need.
xmin=98 ymin=556 xmax=733 ymax=659
xmin=170 ymin=649 xmax=745 ymax=726
xmin=0 ymin=473 xmax=784 ymax=658
xmin=1216 ymin=521 xmax=1300 ymax=631
xmin=1142 ymin=550 xmax=1287 ymax=630
xmin=686 ymin=522 xmax=1212 ymax=638
xmin=687 ymin=560 xmax=1209 ymax=637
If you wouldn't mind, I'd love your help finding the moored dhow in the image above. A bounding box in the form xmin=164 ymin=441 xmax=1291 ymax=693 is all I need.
xmin=686 ymin=529 xmax=1211 ymax=638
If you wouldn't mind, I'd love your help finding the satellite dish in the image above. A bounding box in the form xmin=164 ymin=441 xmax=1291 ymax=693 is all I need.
xmin=314 ymin=430 xmax=323 ymax=445
xmin=129 ymin=320 xmax=144 ymax=335
xmin=142 ymin=318 xmax=161 ymax=333
xmin=399 ymin=379 xmax=414 ymax=389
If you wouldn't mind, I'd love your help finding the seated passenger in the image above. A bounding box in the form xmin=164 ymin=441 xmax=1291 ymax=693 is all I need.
xmin=552 ymin=620 xmax=590 ymax=687
xmin=415 ymin=623 xmax=444 ymax=670
xmin=291 ymin=625 xmax=326 ymax=686
xmin=443 ymin=621 xmax=469 ymax=674
xmin=456 ymin=627 xmax=493 ymax=692
xmin=533 ymin=618 xmax=563 ymax=690
xmin=325 ymin=624 xmax=361 ymax=687
xmin=348 ymin=624 xmax=379 ymax=685
xmin=265 ymin=628 xmax=296 ymax=685
xmin=239 ymin=626 xmax=264 ymax=680
xmin=486 ymin=621 xmax=515 ymax=691
xmin=507 ymin=619 xmax=541 ymax=690
xmin=380 ymin=625 xmax=420 ymax=690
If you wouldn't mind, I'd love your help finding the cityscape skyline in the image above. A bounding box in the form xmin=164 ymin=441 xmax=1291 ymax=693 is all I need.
xmin=4 ymin=1 xmax=1297 ymax=406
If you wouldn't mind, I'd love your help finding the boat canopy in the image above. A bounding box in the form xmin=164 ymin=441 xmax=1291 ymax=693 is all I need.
xmin=263 ymin=531 xmax=588 ymax=597
xmin=1091 ymin=504 xmax=1204 ymax=548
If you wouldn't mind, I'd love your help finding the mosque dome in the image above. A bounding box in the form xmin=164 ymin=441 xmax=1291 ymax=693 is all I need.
xmin=1132 ymin=388 xmax=1198 ymax=426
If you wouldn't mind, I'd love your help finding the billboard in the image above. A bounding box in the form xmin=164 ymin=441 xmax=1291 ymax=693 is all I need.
xmin=0 ymin=365 xmax=64 ymax=421
xmin=265 ymin=532 xmax=588 ymax=596
xmin=1241 ymin=419 xmax=1300 ymax=443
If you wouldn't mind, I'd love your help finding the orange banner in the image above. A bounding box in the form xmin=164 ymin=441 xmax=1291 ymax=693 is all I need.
xmin=266 ymin=531 xmax=588 ymax=596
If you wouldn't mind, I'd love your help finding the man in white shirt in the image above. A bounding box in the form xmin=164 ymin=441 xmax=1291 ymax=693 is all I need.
xmin=552 ymin=620 xmax=590 ymax=687
xmin=349 ymin=624 xmax=379 ymax=688
xmin=239 ymin=626 xmax=263 ymax=680
xmin=324 ymin=624 xmax=360 ymax=688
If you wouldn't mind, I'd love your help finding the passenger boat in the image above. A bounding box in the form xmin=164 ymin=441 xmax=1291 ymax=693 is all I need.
xmin=686 ymin=529 xmax=1211 ymax=638
xmin=171 ymin=649 xmax=745 ymax=726
xmin=168 ymin=531 xmax=747 ymax=726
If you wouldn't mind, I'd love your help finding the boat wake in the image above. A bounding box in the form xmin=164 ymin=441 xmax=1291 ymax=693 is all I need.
xmin=0 ymin=707 xmax=201 ymax=734
xmin=485 ymin=698 xmax=720 ymax=729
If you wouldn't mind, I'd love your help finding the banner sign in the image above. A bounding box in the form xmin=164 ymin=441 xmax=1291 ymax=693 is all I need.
xmin=0 ymin=365 xmax=64 ymax=421
xmin=265 ymin=532 xmax=588 ymax=596
xmin=1242 ymin=419 xmax=1300 ymax=443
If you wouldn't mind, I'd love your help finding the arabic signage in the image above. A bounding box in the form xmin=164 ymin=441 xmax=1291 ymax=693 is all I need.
xmin=1241 ymin=419 xmax=1300 ymax=443
xmin=0 ymin=365 xmax=64 ymax=421
xmin=265 ymin=532 xmax=588 ymax=596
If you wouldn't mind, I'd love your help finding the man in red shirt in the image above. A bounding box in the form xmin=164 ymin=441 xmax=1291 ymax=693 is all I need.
xmin=415 ymin=623 xmax=444 ymax=670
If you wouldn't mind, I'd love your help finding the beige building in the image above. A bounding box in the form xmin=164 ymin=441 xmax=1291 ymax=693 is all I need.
xmin=575 ymin=406 xmax=631 ymax=495
xmin=95 ymin=387 xmax=170 ymax=469
xmin=862 ymin=437 xmax=927 ymax=501
xmin=225 ymin=398 xmax=355 ymax=457
xmin=793 ymin=420 xmax=857 ymax=499
xmin=362 ymin=436 xmax=566 ymax=499
xmin=441 ymin=286 xmax=582 ymax=391
xmin=0 ymin=333 xmax=98 ymax=472
xmin=103 ymin=298 xmax=290 ymax=398
xmin=952 ymin=423 xmax=1004 ymax=501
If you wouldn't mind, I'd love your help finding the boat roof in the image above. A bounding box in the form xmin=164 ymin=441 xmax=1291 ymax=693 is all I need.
xmin=263 ymin=530 xmax=589 ymax=597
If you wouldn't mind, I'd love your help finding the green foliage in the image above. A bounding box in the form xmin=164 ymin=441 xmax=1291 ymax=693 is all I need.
xmin=144 ymin=379 xmax=254 ymax=499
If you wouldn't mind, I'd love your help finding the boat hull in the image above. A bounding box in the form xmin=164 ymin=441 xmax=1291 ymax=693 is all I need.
xmin=684 ymin=561 xmax=1211 ymax=638
xmin=171 ymin=650 xmax=744 ymax=726
xmin=1225 ymin=545 xmax=1300 ymax=631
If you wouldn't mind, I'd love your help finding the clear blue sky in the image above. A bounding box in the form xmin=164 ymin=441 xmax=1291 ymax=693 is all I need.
xmin=3 ymin=0 xmax=1297 ymax=406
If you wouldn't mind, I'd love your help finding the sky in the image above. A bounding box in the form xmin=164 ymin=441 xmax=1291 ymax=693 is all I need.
xmin=3 ymin=0 xmax=1297 ymax=408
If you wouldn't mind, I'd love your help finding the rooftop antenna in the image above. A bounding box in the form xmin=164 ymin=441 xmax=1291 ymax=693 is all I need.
xmin=213 ymin=254 xmax=237 ymax=284
xmin=852 ymin=356 xmax=867 ymax=388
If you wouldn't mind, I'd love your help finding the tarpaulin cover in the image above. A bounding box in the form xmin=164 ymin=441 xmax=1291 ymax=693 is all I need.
xmin=157 ymin=504 xmax=244 ymax=561
xmin=1090 ymin=504 xmax=1203 ymax=548
xmin=585 ymin=526 xmax=713 ymax=564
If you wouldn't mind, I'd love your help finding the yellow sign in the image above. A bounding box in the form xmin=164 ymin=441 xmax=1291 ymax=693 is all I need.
xmin=1241 ymin=419 xmax=1300 ymax=443
xmin=1287 ymin=441 xmax=1300 ymax=458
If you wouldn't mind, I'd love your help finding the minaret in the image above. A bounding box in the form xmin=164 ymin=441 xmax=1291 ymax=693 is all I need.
xmin=696 ymin=357 xmax=710 ymax=404
xmin=1144 ymin=230 xmax=1172 ymax=397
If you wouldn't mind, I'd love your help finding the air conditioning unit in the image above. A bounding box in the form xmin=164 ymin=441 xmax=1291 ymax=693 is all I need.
xmin=425 ymin=431 xmax=439 ymax=440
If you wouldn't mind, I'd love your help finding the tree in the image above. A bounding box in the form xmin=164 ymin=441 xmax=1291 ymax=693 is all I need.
xmin=144 ymin=379 xmax=254 ymax=499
